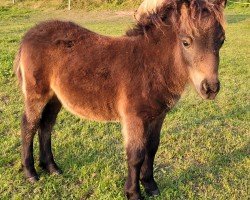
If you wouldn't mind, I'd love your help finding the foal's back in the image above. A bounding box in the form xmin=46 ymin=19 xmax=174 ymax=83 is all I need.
xmin=17 ymin=20 xmax=136 ymax=121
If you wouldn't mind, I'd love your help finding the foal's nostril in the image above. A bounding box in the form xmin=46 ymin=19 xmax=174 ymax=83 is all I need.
xmin=199 ymin=80 xmax=220 ymax=99
xmin=200 ymin=80 xmax=220 ymax=96
xmin=201 ymin=80 xmax=209 ymax=94
xmin=210 ymin=81 xmax=220 ymax=93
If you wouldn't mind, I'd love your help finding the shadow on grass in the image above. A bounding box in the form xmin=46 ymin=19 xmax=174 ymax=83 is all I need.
xmin=54 ymin=137 xmax=249 ymax=199
xmin=159 ymin=142 xmax=250 ymax=198
xmin=166 ymin=104 xmax=248 ymax=134
xmin=226 ymin=14 xmax=250 ymax=24
xmin=54 ymin=122 xmax=124 ymax=173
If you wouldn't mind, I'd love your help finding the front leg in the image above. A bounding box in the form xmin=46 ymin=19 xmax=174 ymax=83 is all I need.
xmin=122 ymin=116 xmax=147 ymax=200
xmin=140 ymin=115 xmax=165 ymax=196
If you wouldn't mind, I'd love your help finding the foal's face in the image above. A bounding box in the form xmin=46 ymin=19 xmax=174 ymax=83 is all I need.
xmin=177 ymin=3 xmax=225 ymax=100
xmin=179 ymin=22 xmax=225 ymax=100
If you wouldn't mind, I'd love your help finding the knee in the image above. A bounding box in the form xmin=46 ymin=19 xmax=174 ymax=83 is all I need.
xmin=21 ymin=112 xmax=39 ymax=133
xmin=126 ymin=144 xmax=146 ymax=166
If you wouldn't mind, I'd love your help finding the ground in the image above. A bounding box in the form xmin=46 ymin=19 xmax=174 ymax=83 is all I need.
xmin=0 ymin=6 xmax=249 ymax=200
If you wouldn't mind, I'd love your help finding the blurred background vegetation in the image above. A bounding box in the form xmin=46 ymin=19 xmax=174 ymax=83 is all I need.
xmin=0 ymin=0 xmax=249 ymax=10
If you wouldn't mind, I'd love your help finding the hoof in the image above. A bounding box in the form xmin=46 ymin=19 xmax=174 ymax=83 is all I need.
xmin=22 ymin=165 xmax=39 ymax=183
xmin=127 ymin=196 xmax=144 ymax=200
xmin=50 ymin=168 xmax=62 ymax=175
xmin=39 ymin=163 xmax=62 ymax=175
xmin=27 ymin=176 xmax=39 ymax=183
xmin=141 ymin=179 xmax=160 ymax=197
xmin=125 ymin=192 xmax=144 ymax=200
xmin=145 ymin=188 xmax=160 ymax=196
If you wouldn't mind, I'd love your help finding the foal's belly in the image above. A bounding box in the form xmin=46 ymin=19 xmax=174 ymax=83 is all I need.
xmin=51 ymin=79 xmax=120 ymax=122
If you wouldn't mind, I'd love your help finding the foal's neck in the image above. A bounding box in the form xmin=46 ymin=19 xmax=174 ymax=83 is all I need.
xmin=140 ymin=26 xmax=189 ymax=105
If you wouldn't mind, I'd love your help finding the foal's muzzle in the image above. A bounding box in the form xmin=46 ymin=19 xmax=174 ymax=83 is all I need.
xmin=200 ymin=80 xmax=220 ymax=100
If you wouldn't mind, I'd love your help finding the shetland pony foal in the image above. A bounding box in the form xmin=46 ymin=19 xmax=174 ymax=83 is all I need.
xmin=14 ymin=0 xmax=226 ymax=199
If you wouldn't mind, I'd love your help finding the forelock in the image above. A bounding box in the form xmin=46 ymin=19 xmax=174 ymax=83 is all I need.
xmin=188 ymin=0 xmax=226 ymax=34
xmin=127 ymin=0 xmax=225 ymax=37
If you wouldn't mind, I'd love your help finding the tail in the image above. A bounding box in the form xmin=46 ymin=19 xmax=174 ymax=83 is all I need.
xmin=13 ymin=45 xmax=22 ymax=85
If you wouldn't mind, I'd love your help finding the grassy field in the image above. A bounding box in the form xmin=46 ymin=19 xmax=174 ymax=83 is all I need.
xmin=0 ymin=0 xmax=248 ymax=10
xmin=0 ymin=5 xmax=250 ymax=200
xmin=0 ymin=0 xmax=143 ymax=10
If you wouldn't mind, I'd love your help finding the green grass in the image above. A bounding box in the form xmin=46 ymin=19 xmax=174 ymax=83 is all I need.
xmin=0 ymin=6 xmax=250 ymax=200
xmin=0 ymin=0 xmax=143 ymax=11
xmin=1 ymin=0 xmax=249 ymax=10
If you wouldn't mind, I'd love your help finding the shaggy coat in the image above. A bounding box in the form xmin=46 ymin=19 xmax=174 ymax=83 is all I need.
xmin=14 ymin=0 xmax=226 ymax=199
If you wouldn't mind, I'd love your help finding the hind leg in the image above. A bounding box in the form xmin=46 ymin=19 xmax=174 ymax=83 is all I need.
xmin=21 ymin=99 xmax=47 ymax=183
xmin=38 ymin=96 xmax=62 ymax=174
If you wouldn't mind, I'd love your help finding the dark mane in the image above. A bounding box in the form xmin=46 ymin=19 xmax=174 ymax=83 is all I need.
xmin=126 ymin=22 xmax=155 ymax=37
xmin=126 ymin=0 xmax=225 ymax=37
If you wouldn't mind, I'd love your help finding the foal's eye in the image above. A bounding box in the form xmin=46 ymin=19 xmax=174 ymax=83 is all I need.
xmin=179 ymin=36 xmax=192 ymax=49
xmin=182 ymin=40 xmax=191 ymax=48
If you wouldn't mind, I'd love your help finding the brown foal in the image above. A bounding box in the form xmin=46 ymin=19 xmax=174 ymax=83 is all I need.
xmin=14 ymin=0 xmax=226 ymax=199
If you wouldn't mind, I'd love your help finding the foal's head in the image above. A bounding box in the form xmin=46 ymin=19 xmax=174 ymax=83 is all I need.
xmin=134 ymin=0 xmax=226 ymax=100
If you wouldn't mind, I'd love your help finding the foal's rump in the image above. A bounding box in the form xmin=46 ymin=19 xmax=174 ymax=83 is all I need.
xmin=16 ymin=20 xmax=121 ymax=121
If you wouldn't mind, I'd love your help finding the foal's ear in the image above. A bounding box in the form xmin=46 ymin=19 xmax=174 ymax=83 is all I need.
xmin=134 ymin=0 xmax=176 ymax=25
xmin=215 ymin=0 xmax=227 ymax=8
